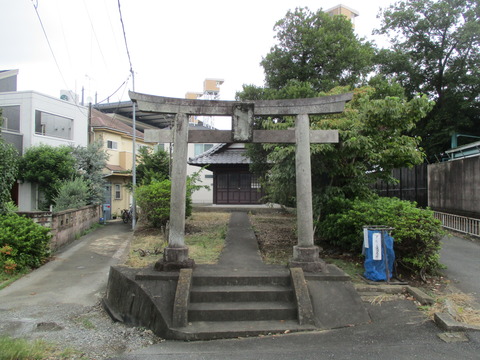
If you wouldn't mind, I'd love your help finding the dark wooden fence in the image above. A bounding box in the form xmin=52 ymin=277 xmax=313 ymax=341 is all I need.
xmin=373 ymin=164 xmax=428 ymax=207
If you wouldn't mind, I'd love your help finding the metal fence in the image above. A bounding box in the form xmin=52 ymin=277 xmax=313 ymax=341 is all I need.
xmin=434 ymin=211 xmax=480 ymax=238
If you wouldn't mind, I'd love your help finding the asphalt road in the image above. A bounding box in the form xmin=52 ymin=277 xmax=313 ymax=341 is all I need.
xmin=0 ymin=220 xmax=132 ymax=309
xmin=440 ymin=234 xmax=480 ymax=304
xmin=110 ymin=299 xmax=480 ymax=360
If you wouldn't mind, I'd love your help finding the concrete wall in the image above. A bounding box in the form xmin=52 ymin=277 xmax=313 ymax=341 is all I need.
xmin=428 ymin=156 xmax=480 ymax=218
xmin=0 ymin=91 xmax=88 ymax=149
xmin=187 ymin=143 xmax=214 ymax=204
xmin=18 ymin=204 xmax=102 ymax=251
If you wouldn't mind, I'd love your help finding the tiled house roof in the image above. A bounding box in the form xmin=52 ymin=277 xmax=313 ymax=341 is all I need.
xmin=90 ymin=109 xmax=144 ymax=139
xmin=188 ymin=143 xmax=251 ymax=166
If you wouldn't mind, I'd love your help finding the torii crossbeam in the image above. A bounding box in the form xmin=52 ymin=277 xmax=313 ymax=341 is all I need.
xmin=130 ymin=91 xmax=353 ymax=272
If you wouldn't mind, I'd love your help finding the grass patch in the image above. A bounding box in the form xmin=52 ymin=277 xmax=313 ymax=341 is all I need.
xmin=185 ymin=212 xmax=229 ymax=264
xmin=125 ymin=226 xmax=166 ymax=268
xmin=249 ymin=212 xmax=297 ymax=265
xmin=323 ymin=257 xmax=364 ymax=282
xmin=75 ymin=315 xmax=96 ymax=330
xmin=0 ymin=268 xmax=30 ymax=291
xmin=125 ymin=211 xmax=229 ymax=267
xmin=0 ymin=335 xmax=83 ymax=360
xmin=422 ymin=292 xmax=480 ymax=326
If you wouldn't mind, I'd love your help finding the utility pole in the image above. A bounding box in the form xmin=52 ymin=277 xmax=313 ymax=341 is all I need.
xmin=131 ymin=70 xmax=137 ymax=230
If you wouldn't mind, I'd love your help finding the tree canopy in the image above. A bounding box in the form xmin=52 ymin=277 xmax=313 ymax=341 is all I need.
xmin=261 ymin=7 xmax=375 ymax=92
xmin=19 ymin=144 xmax=76 ymax=209
xmin=245 ymin=82 xmax=433 ymax=209
xmin=375 ymin=0 xmax=480 ymax=158
xmin=71 ymin=141 xmax=109 ymax=204
xmin=135 ymin=146 xmax=170 ymax=185
xmin=19 ymin=143 xmax=108 ymax=210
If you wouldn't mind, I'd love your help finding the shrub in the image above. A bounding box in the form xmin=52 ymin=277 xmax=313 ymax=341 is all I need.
xmin=135 ymin=173 xmax=204 ymax=229
xmin=316 ymin=196 xmax=444 ymax=276
xmin=0 ymin=213 xmax=51 ymax=272
xmin=0 ymin=140 xmax=19 ymax=215
xmin=53 ymin=177 xmax=89 ymax=212
xmin=135 ymin=180 xmax=171 ymax=228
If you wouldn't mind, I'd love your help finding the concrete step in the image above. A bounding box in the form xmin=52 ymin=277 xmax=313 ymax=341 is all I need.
xmin=190 ymin=285 xmax=294 ymax=303
xmin=170 ymin=320 xmax=316 ymax=340
xmin=188 ymin=301 xmax=297 ymax=322
xmin=192 ymin=273 xmax=291 ymax=287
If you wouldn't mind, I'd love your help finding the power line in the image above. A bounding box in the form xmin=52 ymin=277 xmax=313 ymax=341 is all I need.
xmin=117 ymin=0 xmax=134 ymax=74
xmin=82 ymin=0 xmax=109 ymax=70
xmin=31 ymin=0 xmax=70 ymax=91
xmin=96 ymin=74 xmax=131 ymax=104
xmin=31 ymin=0 xmax=89 ymax=117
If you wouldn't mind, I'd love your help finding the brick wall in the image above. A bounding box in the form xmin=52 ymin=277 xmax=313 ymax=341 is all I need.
xmin=18 ymin=204 xmax=102 ymax=251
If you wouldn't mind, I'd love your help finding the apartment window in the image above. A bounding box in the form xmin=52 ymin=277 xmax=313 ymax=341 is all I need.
xmin=0 ymin=106 xmax=20 ymax=132
xmin=107 ymin=140 xmax=118 ymax=150
xmin=35 ymin=110 xmax=73 ymax=139
xmin=194 ymin=143 xmax=213 ymax=156
xmin=114 ymin=184 xmax=121 ymax=200
xmin=155 ymin=143 xmax=165 ymax=152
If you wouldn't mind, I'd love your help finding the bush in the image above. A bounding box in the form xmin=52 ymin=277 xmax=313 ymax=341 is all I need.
xmin=135 ymin=179 xmax=193 ymax=229
xmin=316 ymin=196 xmax=444 ymax=276
xmin=53 ymin=177 xmax=89 ymax=212
xmin=0 ymin=214 xmax=51 ymax=273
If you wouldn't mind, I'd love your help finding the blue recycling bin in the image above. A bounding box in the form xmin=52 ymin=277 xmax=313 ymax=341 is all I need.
xmin=363 ymin=226 xmax=395 ymax=281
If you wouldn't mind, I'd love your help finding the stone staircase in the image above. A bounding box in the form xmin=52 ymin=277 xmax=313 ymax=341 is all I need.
xmin=170 ymin=269 xmax=316 ymax=340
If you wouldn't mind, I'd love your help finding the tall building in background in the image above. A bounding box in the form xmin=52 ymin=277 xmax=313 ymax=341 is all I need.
xmin=325 ymin=4 xmax=359 ymax=27
xmin=185 ymin=78 xmax=224 ymax=128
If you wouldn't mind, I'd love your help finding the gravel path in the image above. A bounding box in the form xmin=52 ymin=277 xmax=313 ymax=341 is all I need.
xmin=0 ymin=301 xmax=161 ymax=359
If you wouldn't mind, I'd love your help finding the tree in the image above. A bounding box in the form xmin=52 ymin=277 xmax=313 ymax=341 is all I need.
xmin=246 ymin=82 xmax=433 ymax=210
xmin=136 ymin=146 xmax=170 ymax=185
xmin=261 ymin=7 xmax=375 ymax=92
xmin=0 ymin=110 xmax=19 ymax=214
xmin=19 ymin=145 xmax=76 ymax=210
xmin=375 ymin=0 xmax=480 ymax=158
xmin=71 ymin=141 xmax=109 ymax=204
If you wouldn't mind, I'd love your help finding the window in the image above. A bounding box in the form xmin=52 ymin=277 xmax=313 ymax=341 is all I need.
xmin=0 ymin=106 xmax=20 ymax=132
xmin=155 ymin=143 xmax=165 ymax=152
xmin=194 ymin=143 xmax=213 ymax=156
xmin=107 ymin=140 xmax=118 ymax=150
xmin=35 ymin=110 xmax=73 ymax=139
xmin=251 ymin=175 xmax=261 ymax=189
xmin=114 ymin=184 xmax=121 ymax=200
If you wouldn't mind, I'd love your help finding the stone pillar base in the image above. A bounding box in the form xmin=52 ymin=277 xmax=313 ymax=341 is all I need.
xmin=154 ymin=246 xmax=195 ymax=271
xmin=289 ymin=245 xmax=328 ymax=273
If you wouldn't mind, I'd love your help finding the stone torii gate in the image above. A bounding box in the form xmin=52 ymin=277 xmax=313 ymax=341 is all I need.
xmin=130 ymin=91 xmax=353 ymax=272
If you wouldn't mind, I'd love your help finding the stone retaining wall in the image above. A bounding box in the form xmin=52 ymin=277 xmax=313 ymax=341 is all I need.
xmin=18 ymin=204 xmax=102 ymax=250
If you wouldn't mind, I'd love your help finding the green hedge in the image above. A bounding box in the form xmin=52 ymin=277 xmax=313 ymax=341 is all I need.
xmin=135 ymin=179 xmax=193 ymax=228
xmin=316 ymin=196 xmax=444 ymax=276
xmin=0 ymin=214 xmax=51 ymax=273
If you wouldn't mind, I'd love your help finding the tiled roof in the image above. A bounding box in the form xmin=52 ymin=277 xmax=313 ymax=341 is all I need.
xmin=91 ymin=109 xmax=144 ymax=139
xmin=188 ymin=143 xmax=251 ymax=165
xmin=106 ymin=164 xmax=127 ymax=172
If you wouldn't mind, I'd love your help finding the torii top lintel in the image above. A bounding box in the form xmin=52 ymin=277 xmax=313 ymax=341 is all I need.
xmin=129 ymin=91 xmax=353 ymax=117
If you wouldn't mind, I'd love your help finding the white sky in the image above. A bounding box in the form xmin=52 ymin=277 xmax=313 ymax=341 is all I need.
xmin=1 ymin=0 xmax=395 ymax=104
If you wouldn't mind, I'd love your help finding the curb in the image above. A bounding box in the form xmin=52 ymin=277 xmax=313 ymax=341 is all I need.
xmin=355 ymin=284 xmax=435 ymax=305
xmin=434 ymin=312 xmax=480 ymax=332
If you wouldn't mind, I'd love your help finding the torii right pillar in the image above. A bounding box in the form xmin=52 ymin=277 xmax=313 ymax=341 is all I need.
xmin=289 ymin=113 xmax=327 ymax=272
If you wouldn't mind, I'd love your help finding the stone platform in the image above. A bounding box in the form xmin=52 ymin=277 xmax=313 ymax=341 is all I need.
xmin=103 ymin=212 xmax=370 ymax=340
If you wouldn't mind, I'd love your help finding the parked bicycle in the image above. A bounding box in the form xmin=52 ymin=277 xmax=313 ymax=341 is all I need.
xmin=121 ymin=208 xmax=132 ymax=223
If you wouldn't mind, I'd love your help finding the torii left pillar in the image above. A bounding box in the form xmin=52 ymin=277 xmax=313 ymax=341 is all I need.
xmin=154 ymin=113 xmax=195 ymax=271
